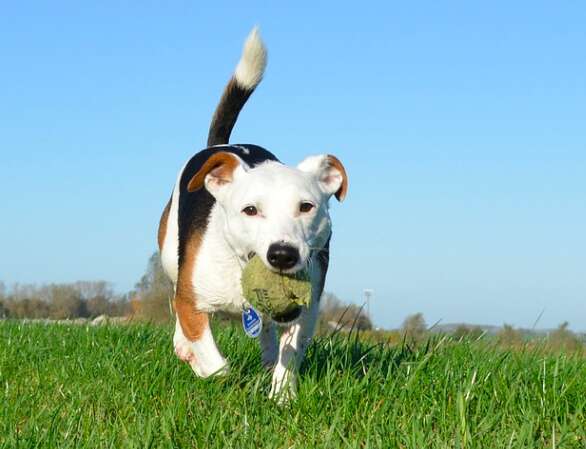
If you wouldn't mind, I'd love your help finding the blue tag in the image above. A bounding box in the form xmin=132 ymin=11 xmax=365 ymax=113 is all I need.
xmin=242 ymin=307 xmax=262 ymax=338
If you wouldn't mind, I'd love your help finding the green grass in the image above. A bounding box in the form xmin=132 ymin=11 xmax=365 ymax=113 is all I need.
xmin=1 ymin=321 xmax=585 ymax=448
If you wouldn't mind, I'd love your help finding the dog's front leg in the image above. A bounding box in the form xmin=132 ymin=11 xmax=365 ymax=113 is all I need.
xmin=173 ymin=307 xmax=228 ymax=378
xmin=259 ymin=321 xmax=278 ymax=368
xmin=269 ymin=298 xmax=320 ymax=401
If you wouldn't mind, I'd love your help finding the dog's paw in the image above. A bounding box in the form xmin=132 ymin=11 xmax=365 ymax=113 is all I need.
xmin=174 ymin=341 xmax=195 ymax=363
xmin=269 ymin=367 xmax=297 ymax=404
xmin=191 ymin=357 xmax=229 ymax=378
xmin=173 ymin=339 xmax=228 ymax=377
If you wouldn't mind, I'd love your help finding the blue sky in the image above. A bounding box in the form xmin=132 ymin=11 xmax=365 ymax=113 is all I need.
xmin=1 ymin=2 xmax=584 ymax=330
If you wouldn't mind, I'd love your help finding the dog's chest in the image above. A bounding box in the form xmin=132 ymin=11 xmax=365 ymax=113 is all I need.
xmin=192 ymin=224 xmax=246 ymax=315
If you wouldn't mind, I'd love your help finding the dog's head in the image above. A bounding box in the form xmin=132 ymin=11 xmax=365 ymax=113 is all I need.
xmin=188 ymin=151 xmax=347 ymax=274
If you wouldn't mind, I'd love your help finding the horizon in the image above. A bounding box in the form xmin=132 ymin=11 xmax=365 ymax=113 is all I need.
xmin=1 ymin=2 xmax=585 ymax=331
xmin=0 ymin=275 xmax=583 ymax=333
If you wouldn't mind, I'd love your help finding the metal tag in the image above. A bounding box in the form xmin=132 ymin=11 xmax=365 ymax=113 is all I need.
xmin=242 ymin=307 xmax=262 ymax=338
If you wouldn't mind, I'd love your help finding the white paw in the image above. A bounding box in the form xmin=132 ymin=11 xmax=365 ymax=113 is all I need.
xmin=173 ymin=321 xmax=193 ymax=360
xmin=174 ymin=340 xmax=195 ymax=363
xmin=173 ymin=319 xmax=228 ymax=378
xmin=269 ymin=367 xmax=297 ymax=404
xmin=191 ymin=357 xmax=229 ymax=378
xmin=174 ymin=340 xmax=228 ymax=377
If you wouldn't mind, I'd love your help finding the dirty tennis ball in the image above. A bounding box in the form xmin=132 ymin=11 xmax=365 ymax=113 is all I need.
xmin=241 ymin=255 xmax=312 ymax=317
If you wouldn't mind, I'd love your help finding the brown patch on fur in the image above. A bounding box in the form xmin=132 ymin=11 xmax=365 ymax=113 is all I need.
xmin=187 ymin=151 xmax=240 ymax=192
xmin=175 ymin=300 xmax=209 ymax=341
xmin=326 ymin=155 xmax=349 ymax=202
xmin=174 ymin=230 xmax=209 ymax=341
xmin=157 ymin=200 xmax=171 ymax=251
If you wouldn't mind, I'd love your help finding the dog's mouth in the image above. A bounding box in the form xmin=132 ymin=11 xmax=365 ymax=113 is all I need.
xmin=274 ymin=264 xmax=307 ymax=275
xmin=249 ymin=251 xmax=308 ymax=275
xmin=271 ymin=306 xmax=303 ymax=324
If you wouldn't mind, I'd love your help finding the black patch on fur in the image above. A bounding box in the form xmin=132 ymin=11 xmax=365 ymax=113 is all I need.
xmin=207 ymin=79 xmax=254 ymax=147
xmin=177 ymin=144 xmax=279 ymax=265
xmin=315 ymin=236 xmax=331 ymax=302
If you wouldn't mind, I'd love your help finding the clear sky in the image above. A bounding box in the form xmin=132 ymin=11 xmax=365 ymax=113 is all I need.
xmin=1 ymin=2 xmax=584 ymax=330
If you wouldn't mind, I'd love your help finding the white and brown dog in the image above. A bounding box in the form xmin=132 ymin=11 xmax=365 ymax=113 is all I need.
xmin=157 ymin=28 xmax=348 ymax=399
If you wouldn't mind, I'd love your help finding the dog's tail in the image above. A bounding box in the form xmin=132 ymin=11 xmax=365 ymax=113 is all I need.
xmin=206 ymin=27 xmax=267 ymax=147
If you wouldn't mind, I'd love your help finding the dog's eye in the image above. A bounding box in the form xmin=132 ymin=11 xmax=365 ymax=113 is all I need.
xmin=242 ymin=206 xmax=258 ymax=216
xmin=299 ymin=202 xmax=315 ymax=213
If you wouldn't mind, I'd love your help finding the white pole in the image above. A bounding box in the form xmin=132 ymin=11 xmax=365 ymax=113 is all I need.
xmin=364 ymin=289 xmax=373 ymax=322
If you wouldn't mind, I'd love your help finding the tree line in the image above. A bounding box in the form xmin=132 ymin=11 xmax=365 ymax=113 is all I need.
xmin=0 ymin=253 xmax=372 ymax=331
xmin=10 ymin=253 xmax=581 ymax=357
xmin=0 ymin=281 xmax=131 ymax=320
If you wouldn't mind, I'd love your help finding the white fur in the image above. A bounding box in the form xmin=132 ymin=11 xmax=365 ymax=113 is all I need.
xmin=197 ymin=157 xmax=343 ymax=401
xmin=234 ymin=27 xmax=267 ymax=90
xmin=173 ymin=319 xmax=228 ymax=377
xmin=164 ymin=154 xmax=344 ymax=402
xmin=210 ymin=159 xmax=335 ymax=275
xmin=160 ymin=161 xmax=188 ymax=284
xmin=192 ymin=204 xmax=248 ymax=315
xmin=297 ymin=154 xmax=345 ymax=198
xmin=161 ymin=26 xmax=348 ymax=401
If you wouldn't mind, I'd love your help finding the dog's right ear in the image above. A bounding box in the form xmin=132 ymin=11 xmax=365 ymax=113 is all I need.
xmin=297 ymin=154 xmax=348 ymax=202
xmin=187 ymin=152 xmax=245 ymax=197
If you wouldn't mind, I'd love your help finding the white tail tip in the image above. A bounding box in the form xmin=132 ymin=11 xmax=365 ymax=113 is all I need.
xmin=234 ymin=26 xmax=267 ymax=90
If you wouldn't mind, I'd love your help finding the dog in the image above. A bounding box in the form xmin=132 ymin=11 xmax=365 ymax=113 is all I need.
xmin=158 ymin=27 xmax=348 ymax=400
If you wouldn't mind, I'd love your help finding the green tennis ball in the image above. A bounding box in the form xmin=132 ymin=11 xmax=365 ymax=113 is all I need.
xmin=241 ymin=255 xmax=312 ymax=317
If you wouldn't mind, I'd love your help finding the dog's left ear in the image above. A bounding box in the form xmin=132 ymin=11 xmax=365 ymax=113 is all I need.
xmin=187 ymin=151 xmax=245 ymax=197
xmin=297 ymin=154 xmax=348 ymax=202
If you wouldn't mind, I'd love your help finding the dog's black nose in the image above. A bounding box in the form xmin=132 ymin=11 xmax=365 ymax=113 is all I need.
xmin=267 ymin=243 xmax=300 ymax=270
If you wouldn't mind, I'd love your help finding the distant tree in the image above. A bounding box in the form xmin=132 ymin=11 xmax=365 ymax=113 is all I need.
xmin=0 ymin=281 xmax=132 ymax=320
xmin=6 ymin=297 xmax=50 ymax=319
xmin=86 ymin=296 xmax=111 ymax=317
xmin=75 ymin=281 xmax=110 ymax=298
xmin=496 ymin=324 xmax=523 ymax=347
xmin=11 ymin=283 xmax=39 ymax=302
xmin=320 ymin=292 xmax=344 ymax=315
xmin=453 ymin=325 xmax=484 ymax=340
xmin=317 ymin=292 xmax=372 ymax=333
xmin=0 ymin=282 xmax=6 ymax=318
xmin=108 ymin=294 xmax=132 ymax=317
xmin=401 ymin=313 xmax=427 ymax=344
xmin=547 ymin=322 xmax=582 ymax=353
xmin=49 ymin=285 xmax=86 ymax=319
xmin=133 ymin=252 xmax=174 ymax=323
xmin=75 ymin=281 xmax=115 ymax=317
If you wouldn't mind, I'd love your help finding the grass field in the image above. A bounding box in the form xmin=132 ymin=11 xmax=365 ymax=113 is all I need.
xmin=1 ymin=321 xmax=585 ymax=448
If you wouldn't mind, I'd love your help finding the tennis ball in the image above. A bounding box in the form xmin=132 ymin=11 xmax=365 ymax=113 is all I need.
xmin=241 ymin=255 xmax=312 ymax=318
